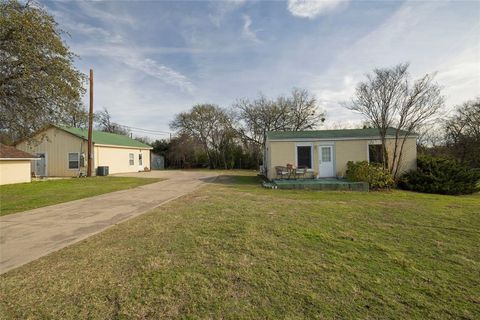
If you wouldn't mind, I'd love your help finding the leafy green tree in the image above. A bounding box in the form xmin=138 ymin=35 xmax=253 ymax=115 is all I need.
xmin=0 ymin=0 xmax=86 ymax=142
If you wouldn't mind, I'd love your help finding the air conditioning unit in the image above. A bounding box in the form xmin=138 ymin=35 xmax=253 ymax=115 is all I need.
xmin=97 ymin=166 xmax=109 ymax=176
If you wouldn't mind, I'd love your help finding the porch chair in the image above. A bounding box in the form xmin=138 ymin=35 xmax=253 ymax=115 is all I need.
xmin=275 ymin=166 xmax=289 ymax=180
xmin=295 ymin=166 xmax=307 ymax=179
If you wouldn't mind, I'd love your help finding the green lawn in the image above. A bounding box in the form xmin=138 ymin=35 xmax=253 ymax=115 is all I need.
xmin=1 ymin=172 xmax=479 ymax=319
xmin=0 ymin=176 xmax=162 ymax=216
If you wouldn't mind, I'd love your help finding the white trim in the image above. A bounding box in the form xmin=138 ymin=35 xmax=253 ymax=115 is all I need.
xmin=267 ymin=135 xmax=417 ymax=142
xmin=367 ymin=143 xmax=370 ymax=162
xmin=317 ymin=141 xmax=335 ymax=146
xmin=294 ymin=142 xmax=313 ymax=169
xmin=67 ymin=152 xmax=80 ymax=170
xmin=318 ymin=145 xmax=336 ymax=178
xmin=0 ymin=158 xmax=40 ymax=161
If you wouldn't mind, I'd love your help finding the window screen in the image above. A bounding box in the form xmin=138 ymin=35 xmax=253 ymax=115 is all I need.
xmin=68 ymin=153 xmax=79 ymax=169
xmin=297 ymin=146 xmax=312 ymax=168
xmin=139 ymin=154 xmax=143 ymax=166
xmin=321 ymin=147 xmax=332 ymax=162
xmin=129 ymin=153 xmax=134 ymax=166
xmin=369 ymin=144 xmax=383 ymax=164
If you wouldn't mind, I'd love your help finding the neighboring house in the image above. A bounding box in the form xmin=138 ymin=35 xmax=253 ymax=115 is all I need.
xmin=0 ymin=144 xmax=39 ymax=185
xmin=16 ymin=125 xmax=152 ymax=177
xmin=265 ymin=128 xmax=417 ymax=180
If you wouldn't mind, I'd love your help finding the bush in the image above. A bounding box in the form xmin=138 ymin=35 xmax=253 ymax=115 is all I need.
xmin=346 ymin=161 xmax=394 ymax=190
xmin=399 ymin=155 xmax=480 ymax=195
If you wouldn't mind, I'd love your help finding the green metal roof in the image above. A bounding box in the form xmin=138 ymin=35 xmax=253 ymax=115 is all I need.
xmin=266 ymin=127 xmax=415 ymax=140
xmin=58 ymin=126 xmax=152 ymax=149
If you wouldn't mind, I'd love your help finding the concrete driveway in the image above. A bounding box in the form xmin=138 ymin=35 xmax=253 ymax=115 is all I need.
xmin=0 ymin=170 xmax=217 ymax=274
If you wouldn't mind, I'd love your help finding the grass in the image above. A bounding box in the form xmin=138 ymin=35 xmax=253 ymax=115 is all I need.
xmin=0 ymin=176 xmax=162 ymax=216
xmin=1 ymin=172 xmax=479 ymax=319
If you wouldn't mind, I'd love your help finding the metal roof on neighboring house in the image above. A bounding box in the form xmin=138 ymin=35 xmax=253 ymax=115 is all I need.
xmin=0 ymin=144 xmax=38 ymax=159
xmin=59 ymin=126 xmax=152 ymax=149
xmin=266 ymin=127 xmax=416 ymax=140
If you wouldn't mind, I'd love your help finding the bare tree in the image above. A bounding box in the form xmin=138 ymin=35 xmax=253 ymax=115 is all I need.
xmin=287 ymin=88 xmax=325 ymax=131
xmin=348 ymin=63 xmax=444 ymax=178
xmin=234 ymin=88 xmax=325 ymax=172
xmin=170 ymin=104 xmax=235 ymax=169
xmin=445 ymin=97 xmax=480 ymax=167
xmin=95 ymin=108 xmax=130 ymax=136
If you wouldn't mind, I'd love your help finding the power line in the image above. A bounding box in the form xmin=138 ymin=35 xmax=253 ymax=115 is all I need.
xmin=129 ymin=129 xmax=170 ymax=137
xmin=116 ymin=124 xmax=172 ymax=135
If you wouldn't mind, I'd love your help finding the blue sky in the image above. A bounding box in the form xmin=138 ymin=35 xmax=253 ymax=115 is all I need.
xmin=40 ymin=0 xmax=480 ymax=138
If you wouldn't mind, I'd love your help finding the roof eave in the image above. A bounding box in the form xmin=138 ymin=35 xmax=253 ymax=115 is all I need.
xmin=95 ymin=143 xmax=152 ymax=150
xmin=267 ymin=135 xmax=418 ymax=142
xmin=0 ymin=158 xmax=41 ymax=160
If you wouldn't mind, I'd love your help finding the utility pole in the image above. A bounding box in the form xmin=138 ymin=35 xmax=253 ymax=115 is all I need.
xmin=87 ymin=69 xmax=94 ymax=177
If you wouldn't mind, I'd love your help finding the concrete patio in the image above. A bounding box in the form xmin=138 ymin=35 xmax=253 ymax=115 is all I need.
xmin=265 ymin=178 xmax=369 ymax=191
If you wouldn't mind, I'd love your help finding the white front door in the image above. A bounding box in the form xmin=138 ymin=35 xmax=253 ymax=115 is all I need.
xmin=319 ymin=146 xmax=334 ymax=177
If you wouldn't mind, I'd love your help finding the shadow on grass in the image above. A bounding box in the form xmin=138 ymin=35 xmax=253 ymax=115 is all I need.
xmin=202 ymin=174 xmax=264 ymax=186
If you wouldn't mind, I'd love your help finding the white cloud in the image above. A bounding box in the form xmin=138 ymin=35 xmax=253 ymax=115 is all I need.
xmin=436 ymin=45 xmax=480 ymax=108
xmin=75 ymin=45 xmax=196 ymax=93
xmin=287 ymin=0 xmax=348 ymax=18
xmin=209 ymin=0 xmax=246 ymax=27
xmin=306 ymin=0 xmax=480 ymax=123
xmin=122 ymin=57 xmax=196 ymax=94
xmin=75 ymin=1 xmax=137 ymax=26
xmin=47 ymin=4 xmax=196 ymax=93
xmin=242 ymin=15 xmax=262 ymax=44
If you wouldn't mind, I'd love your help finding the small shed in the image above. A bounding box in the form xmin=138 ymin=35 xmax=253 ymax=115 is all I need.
xmin=151 ymin=153 xmax=165 ymax=170
xmin=0 ymin=144 xmax=39 ymax=185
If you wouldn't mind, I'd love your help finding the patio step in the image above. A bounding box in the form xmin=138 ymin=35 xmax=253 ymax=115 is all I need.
xmin=271 ymin=179 xmax=369 ymax=191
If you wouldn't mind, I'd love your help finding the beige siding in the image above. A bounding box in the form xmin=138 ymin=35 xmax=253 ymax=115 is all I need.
xmin=385 ymin=138 xmax=417 ymax=174
xmin=16 ymin=127 xmax=87 ymax=177
xmin=334 ymin=140 xmax=369 ymax=177
xmin=94 ymin=145 xmax=150 ymax=175
xmin=0 ymin=160 xmax=32 ymax=185
xmin=266 ymin=137 xmax=417 ymax=180
xmin=267 ymin=141 xmax=295 ymax=180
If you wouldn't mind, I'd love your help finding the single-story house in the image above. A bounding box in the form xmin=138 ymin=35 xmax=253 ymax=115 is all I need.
xmin=265 ymin=127 xmax=417 ymax=180
xmin=0 ymin=144 xmax=39 ymax=185
xmin=15 ymin=125 xmax=152 ymax=177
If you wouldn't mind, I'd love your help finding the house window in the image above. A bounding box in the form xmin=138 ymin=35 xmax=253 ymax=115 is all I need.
xmin=369 ymin=144 xmax=384 ymax=164
xmin=297 ymin=146 xmax=312 ymax=168
xmin=129 ymin=153 xmax=134 ymax=166
xmin=68 ymin=152 xmax=79 ymax=169
xmin=139 ymin=153 xmax=143 ymax=166
xmin=321 ymin=147 xmax=332 ymax=162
